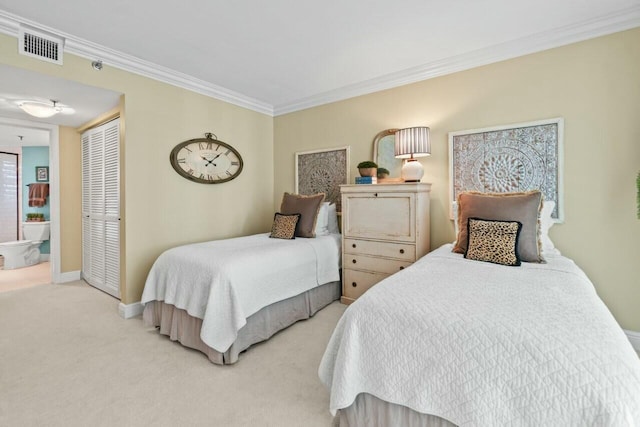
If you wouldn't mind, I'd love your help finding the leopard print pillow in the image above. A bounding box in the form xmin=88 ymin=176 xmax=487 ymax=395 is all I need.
xmin=464 ymin=217 xmax=523 ymax=266
xmin=270 ymin=213 xmax=301 ymax=239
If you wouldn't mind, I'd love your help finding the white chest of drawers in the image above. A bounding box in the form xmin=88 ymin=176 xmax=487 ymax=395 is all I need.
xmin=340 ymin=182 xmax=431 ymax=304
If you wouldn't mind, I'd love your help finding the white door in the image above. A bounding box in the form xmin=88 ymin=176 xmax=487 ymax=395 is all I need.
xmin=0 ymin=152 xmax=19 ymax=243
xmin=82 ymin=118 xmax=120 ymax=298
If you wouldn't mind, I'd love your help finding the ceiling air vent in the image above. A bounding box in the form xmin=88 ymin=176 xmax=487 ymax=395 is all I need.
xmin=18 ymin=25 xmax=64 ymax=65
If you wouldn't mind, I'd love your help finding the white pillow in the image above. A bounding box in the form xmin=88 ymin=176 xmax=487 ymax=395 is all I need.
xmin=327 ymin=203 xmax=340 ymax=234
xmin=314 ymin=202 xmax=330 ymax=236
xmin=540 ymin=200 xmax=560 ymax=256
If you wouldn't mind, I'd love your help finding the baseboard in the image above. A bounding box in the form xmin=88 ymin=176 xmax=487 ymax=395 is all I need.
xmin=55 ymin=270 xmax=81 ymax=283
xmin=118 ymin=301 xmax=144 ymax=319
xmin=624 ymin=329 xmax=640 ymax=351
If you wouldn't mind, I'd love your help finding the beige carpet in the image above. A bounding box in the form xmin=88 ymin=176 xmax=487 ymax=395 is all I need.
xmin=0 ymin=281 xmax=346 ymax=427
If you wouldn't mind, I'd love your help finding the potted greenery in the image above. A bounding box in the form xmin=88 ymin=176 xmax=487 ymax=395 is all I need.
xmin=357 ymin=161 xmax=378 ymax=177
xmin=26 ymin=213 xmax=45 ymax=222
xmin=377 ymin=167 xmax=390 ymax=179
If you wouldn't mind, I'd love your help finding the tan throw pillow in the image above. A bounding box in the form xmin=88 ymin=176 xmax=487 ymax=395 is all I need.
xmin=453 ymin=190 xmax=543 ymax=262
xmin=280 ymin=192 xmax=326 ymax=238
xmin=269 ymin=213 xmax=301 ymax=239
xmin=464 ymin=218 xmax=522 ymax=266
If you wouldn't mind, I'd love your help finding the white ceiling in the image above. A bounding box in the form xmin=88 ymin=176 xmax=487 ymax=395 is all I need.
xmin=0 ymin=123 xmax=49 ymax=146
xmin=0 ymin=1 xmax=639 ymax=118
xmin=0 ymin=64 xmax=122 ymax=128
xmin=0 ymin=64 xmax=121 ymax=146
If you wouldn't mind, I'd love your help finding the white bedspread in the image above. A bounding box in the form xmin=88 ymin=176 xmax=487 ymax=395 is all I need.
xmin=319 ymin=244 xmax=640 ymax=425
xmin=142 ymin=233 xmax=341 ymax=352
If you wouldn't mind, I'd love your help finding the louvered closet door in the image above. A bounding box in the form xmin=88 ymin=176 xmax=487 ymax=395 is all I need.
xmin=81 ymin=118 xmax=120 ymax=299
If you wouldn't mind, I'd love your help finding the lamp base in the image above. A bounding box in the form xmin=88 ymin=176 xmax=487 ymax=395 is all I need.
xmin=401 ymin=159 xmax=424 ymax=182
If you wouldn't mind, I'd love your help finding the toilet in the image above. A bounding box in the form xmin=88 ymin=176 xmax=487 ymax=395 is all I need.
xmin=0 ymin=221 xmax=50 ymax=270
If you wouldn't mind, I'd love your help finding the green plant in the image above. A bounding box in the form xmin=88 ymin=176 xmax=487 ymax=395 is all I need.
xmin=357 ymin=161 xmax=378 ymax=169
xmin=26 ymin=213 xmax=44 ymax=221
xmin=377 ymin=167 xmax=390 ymax=175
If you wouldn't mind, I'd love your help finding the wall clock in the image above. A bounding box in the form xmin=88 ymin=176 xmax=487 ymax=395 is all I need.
xmin=169 ymin=133 xmax=244 ymax=184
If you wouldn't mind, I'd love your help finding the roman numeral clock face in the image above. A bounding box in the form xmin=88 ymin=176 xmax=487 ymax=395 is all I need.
xmin=169 ymin=137 xmax=243 ymax=184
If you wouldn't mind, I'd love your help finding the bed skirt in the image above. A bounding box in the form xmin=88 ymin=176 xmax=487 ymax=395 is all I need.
xmin=337 ymin=393 xmax=457 ymax=427
xmin=143 ymin=280 xmax=341 ymax=365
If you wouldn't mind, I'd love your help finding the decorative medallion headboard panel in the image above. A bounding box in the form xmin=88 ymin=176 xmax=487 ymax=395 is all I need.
xmin=448 ymin=118 xmax=564 ymax=222
xmin=295 ymin=146 xmax=350 ymax=211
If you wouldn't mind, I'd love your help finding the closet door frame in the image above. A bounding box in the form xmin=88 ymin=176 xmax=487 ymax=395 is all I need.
xmin=82 ymin=117 xmax=121 ymax=299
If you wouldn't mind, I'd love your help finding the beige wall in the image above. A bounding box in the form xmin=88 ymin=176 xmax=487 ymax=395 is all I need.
xmin=2 ymin=28 xmax=638 ymax=329
xmin=275 ymin=28 xmax=640 ymax=331
xmin=58 ymin=126 xmax=81 ymax=272
xmin=0 ymin=33 xmax=274 ymax=304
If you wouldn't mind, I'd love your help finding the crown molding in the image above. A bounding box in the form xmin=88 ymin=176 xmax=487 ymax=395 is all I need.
xmin=2 ymin=7 xmax=639 ymax=118
xmin=273 ymin=5 xmax=640 ymax=116
xmin=0 ymin=10 xmax=274 ymax=116
xmin=0 ymin=11 xmax=19 ymax=34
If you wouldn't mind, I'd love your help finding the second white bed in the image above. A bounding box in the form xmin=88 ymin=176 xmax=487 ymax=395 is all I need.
xmin=319 ymin=244 xmax=640 ymax=425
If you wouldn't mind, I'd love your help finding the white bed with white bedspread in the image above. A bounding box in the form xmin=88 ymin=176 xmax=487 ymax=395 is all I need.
xmin=142 ymin=232 xmax=341 ymax=362
xmin=319 ymin=244 xmax=640 ymax=426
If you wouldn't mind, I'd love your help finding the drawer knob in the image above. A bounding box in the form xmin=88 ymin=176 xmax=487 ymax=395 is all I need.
xmin=352 ymin=282 xmax=357 ymax=287
xmin=352 ymin=243 xmax=356 ymax=248
xmin=352 ymin=259 xmax=357 ymax=264
xmin=399 ymin=249 xmax=405 ymax=254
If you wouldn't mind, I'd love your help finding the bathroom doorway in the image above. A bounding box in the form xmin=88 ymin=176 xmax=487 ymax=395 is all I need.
xmin=0 ymin=132 xmax=52 ymax=292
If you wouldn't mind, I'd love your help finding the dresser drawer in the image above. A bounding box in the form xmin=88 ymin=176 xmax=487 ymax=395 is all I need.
xmin=344 ymin=253 xmax=411 ymax=274
xmin=342 ymin=268 xmax=389 ymax=302
xmin=344 ymin=238 xmax=415 ymax=261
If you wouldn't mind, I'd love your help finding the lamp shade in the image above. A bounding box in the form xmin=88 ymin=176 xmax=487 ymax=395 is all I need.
xmin=394 ymin=127 xmax=431 ymax=159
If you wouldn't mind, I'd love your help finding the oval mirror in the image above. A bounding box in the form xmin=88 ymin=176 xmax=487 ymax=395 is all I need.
xmin=373 ymin=128 xmax=402 ymax=179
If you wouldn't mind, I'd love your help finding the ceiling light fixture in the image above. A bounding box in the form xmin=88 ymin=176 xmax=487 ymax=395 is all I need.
xmin=18 ymin=99 xmax=64 ymax=118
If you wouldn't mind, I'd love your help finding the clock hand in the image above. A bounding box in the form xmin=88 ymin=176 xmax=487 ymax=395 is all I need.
xmin=200 ymin=156 xmax=216 ymax=166
xmin=208 ymin=154 xmax=222 ymax=167
xmin=202 ymin=156 xmax=217 ymax=167
xmin=201 ymin=154 xmax=221 ymax=167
